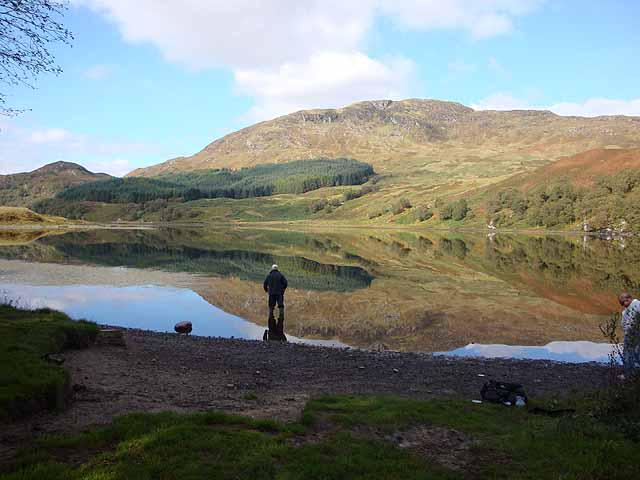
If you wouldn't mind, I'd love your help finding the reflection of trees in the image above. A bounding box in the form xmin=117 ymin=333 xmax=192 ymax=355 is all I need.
xmin=5 ymin=237 xmax=373 ymax=292
xmin=438 ymin=238 xmax=469 ymax=259
xmin=483 ymin=235 xmax=640 ymax=293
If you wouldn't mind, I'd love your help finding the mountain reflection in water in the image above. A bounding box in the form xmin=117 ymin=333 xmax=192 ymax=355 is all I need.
xmin=0 ymin=227 xmax=637 ymax=357
xmin=0 ymin=230 xmax=372 ymax=292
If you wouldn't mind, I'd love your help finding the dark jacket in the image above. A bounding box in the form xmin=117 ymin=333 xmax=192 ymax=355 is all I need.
xmin=263 ymin=269 xmax=288 ymax=295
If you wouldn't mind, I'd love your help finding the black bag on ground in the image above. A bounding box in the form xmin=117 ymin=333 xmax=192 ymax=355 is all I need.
xmin=481 ymin=380 xmax=527 ymax=405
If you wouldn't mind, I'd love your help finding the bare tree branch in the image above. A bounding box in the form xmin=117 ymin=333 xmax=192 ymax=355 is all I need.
xmin=0 ymin=0 xmax=73 ymax=115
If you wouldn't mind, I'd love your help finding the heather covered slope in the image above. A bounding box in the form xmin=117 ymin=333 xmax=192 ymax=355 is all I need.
xmin=128 ymin=99 xmax=640 ymax=178
xmin=497 ymin=147 xmax=640 ymax=191
xmin=476 ymin=148 xmax=640 ymax=230
xmin=0 ymin=162 xmax=111 ymax=208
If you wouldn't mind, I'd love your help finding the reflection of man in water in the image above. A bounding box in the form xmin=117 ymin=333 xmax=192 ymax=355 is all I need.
xmin=619 ymin=292 xmax=640 ymax=374
xmin=263 ymin=264 xmax=288 ymax=340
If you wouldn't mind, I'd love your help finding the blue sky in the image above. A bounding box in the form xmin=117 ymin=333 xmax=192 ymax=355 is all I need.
xmin=1 ymin=0 xmax=639 ymax=176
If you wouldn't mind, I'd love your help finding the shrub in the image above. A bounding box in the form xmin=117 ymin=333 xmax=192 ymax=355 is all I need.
xmin=391 ymin=202 xmax=405 ymax=215
xmin=309 ymin=198 xmax=328 ymax=213
xmin=415 ymin=206 xmax=433 ymax=222
xmin=440 ymin=199 xmax=469 ymax=221
xmin=342 ymin=190 xmax=360 ymax=202
xmin=390 ymin=197 xmax=412 ymax=215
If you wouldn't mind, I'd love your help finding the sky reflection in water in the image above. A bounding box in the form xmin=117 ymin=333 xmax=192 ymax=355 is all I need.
xmin=0 ymin=284 xmax=344 ymax=347
xmin=439 ymin=341 xmax=617 ymax=364
xmin=2 ymin=283 xmax=616 ymax=362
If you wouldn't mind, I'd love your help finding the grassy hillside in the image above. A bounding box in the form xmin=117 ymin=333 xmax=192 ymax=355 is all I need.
xmin=50 ymin=158 xmax=373 ymax=204
xmin=0 ymin=161 xmax=111 ymax=208
xmin=476 ymin=148 xmax=640 ymax=231
xmin=0 ymin=207 xmax=65 ymax=225
xmin=34 ymin=159 xmax=375 ymax=222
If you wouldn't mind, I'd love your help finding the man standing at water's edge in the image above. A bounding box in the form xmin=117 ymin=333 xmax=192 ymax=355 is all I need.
xmin=264 ymin=264 xmax=288 ymax=340
xmin=619 ymin=292 xmax=640 ymax=374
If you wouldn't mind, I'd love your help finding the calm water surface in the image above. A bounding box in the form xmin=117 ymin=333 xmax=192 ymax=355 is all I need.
xmin=1 ymin=227 xmax=634 ymax=362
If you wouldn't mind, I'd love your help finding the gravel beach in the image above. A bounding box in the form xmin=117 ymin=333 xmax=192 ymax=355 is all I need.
xmin=1 ymin=328 xmax=609 ymax=462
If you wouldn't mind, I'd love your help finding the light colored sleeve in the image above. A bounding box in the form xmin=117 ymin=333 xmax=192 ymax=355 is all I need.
xmin=622 ymin=310 xmax=630 ymax=333
xmin=623 ymin=300 xmax=640 ymax=333
xmin=632 ymin=300 xmax=640 ymax=326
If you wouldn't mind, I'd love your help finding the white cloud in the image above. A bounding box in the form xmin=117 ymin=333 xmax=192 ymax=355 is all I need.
xmin=548 ymin=98 xmax=640 ymax=117
xmin=236 ymin=52 xmax=415 ymax=121
xmin=473 ymin=92 xmax=640 ymax=117
xmin=471 ymin=92 xmax=533 ymax=110
xmin=73 ymin=0 xmax=542 ymax=69
xmin=73 ymin=0 xmax=544 ymax=120
xmin=83 ymin=64 xmax=112 ymax=80
xmin=0 ymin=121 xmax=158 ymax=176
xmin=28 ymin=128 xmax=76 ymax=144
xmin=72 ymin=0 xmax=375 ymax=69
xmin=379 ymin=0 xmax=543 ymax=39
xmin=83 ymin=158 xmax=134 ymax=176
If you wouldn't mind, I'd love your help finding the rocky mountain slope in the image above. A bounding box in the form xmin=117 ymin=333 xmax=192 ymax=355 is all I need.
xmin=0 ymin=161 xmax=111 ymax=207
xmin=128 ymin=99 xmax=640 ymax=178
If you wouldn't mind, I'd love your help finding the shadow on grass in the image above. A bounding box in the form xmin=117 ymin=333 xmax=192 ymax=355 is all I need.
xmin=3 ymin=392 xmax=640 ymax=480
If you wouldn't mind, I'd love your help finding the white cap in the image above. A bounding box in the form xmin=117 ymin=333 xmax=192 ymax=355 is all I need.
xmin=271 ymin=264 xmax=278 ymax=270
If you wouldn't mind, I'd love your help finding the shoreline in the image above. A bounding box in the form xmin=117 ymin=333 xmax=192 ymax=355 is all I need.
xmin=0 ymin=220 xmax=636 ymax=237
xmin=1 ymin=327 xmax=609 ymax=460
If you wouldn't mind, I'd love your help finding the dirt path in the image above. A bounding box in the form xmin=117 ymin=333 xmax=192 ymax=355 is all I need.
xmin=1 ymin=329 xmax=608 ymax=462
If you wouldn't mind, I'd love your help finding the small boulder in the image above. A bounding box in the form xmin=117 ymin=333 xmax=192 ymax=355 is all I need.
xmin=174 ymin=321 xmax=193 ymax=334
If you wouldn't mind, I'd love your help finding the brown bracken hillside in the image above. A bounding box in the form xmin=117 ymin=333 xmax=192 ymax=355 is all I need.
xmin=511 ymin=147 xmax=640 ymax=190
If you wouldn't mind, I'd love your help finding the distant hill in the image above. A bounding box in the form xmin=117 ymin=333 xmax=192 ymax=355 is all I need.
xmin=128 ymin=98 xmax=640 ymax=178
xmin=0 ymin=161 xmax=112 ymax=207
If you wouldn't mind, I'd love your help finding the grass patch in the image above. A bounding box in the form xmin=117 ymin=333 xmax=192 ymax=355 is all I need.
xmin=0 ymin=305 xmax=98 ymax=420
xmin=303 ymin=395 xmax=640 ymax=479
xmin=3 ymin=394 xmax=639 ymax=479
xmin=2 ymin=409 xmax=455 ymax=480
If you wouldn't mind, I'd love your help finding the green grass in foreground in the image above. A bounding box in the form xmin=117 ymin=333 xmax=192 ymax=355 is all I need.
xmin=3 ymin=394 xmax=639 ymax=479
xmin=0 ymin=305 xmax=98 ymax=420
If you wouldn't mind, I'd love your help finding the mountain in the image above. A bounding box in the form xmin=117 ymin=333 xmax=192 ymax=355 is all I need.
xmin=128 ymin=98 xmax=640 ymax=178
xmin=0 ymin=161 xmax=112 ymax=207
